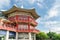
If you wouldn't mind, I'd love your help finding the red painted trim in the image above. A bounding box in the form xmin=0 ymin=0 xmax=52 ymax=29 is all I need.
xmin=0 ymin=15 xmax=39 ymax=33
xmin=28 ymin=16 xmax=30 ymax=32
xmin=16 ymin=15 xmax=18 ymax=32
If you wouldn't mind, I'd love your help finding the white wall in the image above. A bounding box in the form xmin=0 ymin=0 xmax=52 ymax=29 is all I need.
xmin=18 ymin=33 xmax=36 ymax=40
xmin=8 ymin=39 xmax=16 ymax=40
xmin=18 ymin=33 xmax=29 ymax=40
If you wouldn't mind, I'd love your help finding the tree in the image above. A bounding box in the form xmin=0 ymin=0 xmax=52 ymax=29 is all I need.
xmin=36 ymin=32 xmax=49 ymax=40
xmin=57 ymin=34 xmax=60 ymax=40
xmin=47 ymin=32 xmax=58 ymax=40
xmin=36 ymin=32 xmax=60 ymax=40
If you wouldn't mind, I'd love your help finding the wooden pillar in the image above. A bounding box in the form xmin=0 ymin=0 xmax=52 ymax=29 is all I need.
xmin=16 ymin=32 xmax=18 ymax=40
xmin=29 ymin=33 xmax=32 ymax=40
xmin=5 ymin=31 xmax=9 ymax=40
xmin=28 ymin=16 xmax=30 ymax=32
xmin=34 ymin=34 xmax=36 ymax=40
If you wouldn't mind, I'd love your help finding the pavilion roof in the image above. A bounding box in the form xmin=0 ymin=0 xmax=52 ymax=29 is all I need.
xmin=2 ymin=5 xmax=40 ymax=19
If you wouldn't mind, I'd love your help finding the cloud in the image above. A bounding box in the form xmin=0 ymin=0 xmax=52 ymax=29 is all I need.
xmin=36 ymin=0 xmax=60 ymax=33
xmin=41 ymin=30 xmax=49 ymax=33
xmin=36 ymin=14 xmax=60 ymax=33
xmin=27 ymin=0 xmax=35 ymax=4
xmin=48 ymin=5 xmax=59 ymax=18
xmin=45 ymin=21 xmax=60 ymax=33
xmin=36 ymin=16 xmax=60 ymax=33
xmin=0 ymin=0 xmax=10 ymax=9
xmin=15 ymin=0 xmax=45 ymax=8
xmin=27 ymin=0 xmax=44 ymax=4
xmin=47 ymin=0 xmax=60 ymax=18
xmin=15 ymin=0 xmax=36 ymax=4
xmin=36 ymin=0 xmax=48 ymax=9
xmin=37 ymin=2 xmax=44 ymax=8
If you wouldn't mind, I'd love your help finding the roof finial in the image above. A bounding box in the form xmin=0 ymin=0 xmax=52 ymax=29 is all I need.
xmin=14 ymin=4 xmax=17 ymax=7
xmin=21 ymin=0 xmax=24 ymax=8
xmin=21 ymin=5 xmax=24 ymax=8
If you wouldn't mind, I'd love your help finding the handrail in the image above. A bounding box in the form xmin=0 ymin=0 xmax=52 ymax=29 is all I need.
xmin=0 ymin=25 xmax=16 ymax=31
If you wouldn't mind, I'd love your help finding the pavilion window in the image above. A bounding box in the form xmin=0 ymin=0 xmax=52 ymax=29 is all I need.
xmin=18 ymin=24 xmax=28 ymax=30
xmin=18 ymin=15 xmax=28 ymax=21
xmin=0 ymin=30 xmax=6 ymax=35
xmin=9 ymin=16 xmax=15 ymax=21
xmin=9 ymin=31 xmax=16 ymax=39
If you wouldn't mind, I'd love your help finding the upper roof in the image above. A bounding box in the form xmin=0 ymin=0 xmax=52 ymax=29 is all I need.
xmin=2 ymin=5 xmax=40 ymax=19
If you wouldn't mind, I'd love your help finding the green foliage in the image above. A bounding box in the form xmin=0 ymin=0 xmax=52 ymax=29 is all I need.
xmin=36 ymin=32 xmax=49 ymax=40
xmin=47 ymin=32 xmax=58 ymax=40
xmin=36 ymin=32 xmax=60 ymax=40
xmin=57 ymin=34 xmax=60 ymax=40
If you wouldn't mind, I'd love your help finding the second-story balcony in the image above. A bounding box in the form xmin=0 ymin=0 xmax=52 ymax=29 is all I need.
xmin=0 ymin=23 xmax=16 ymax=32
xmin=0 ymin=24 xmax=39 ymax=34
xmin=8 ymin=15 xmax=38 ymax=26
xmin=17 ymin=25 xmax=39 ymax=33
xmin=17 ymin=28 xmax=39 ymax=34
xmin=0 ymin=23 xmax=39 ymax=34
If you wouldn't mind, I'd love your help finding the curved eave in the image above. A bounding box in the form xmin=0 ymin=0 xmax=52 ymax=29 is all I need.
xmin=2 ymin=5 xmax=40 ymax=19
xmin=31 ymin=9 xmax=40 ymax=19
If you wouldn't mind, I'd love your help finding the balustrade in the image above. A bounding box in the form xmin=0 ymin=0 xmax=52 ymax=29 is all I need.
xmin=0 ymin=23 xmax=39 ymax=33
xmin=0 ymin=23 xmax=16 ymax=32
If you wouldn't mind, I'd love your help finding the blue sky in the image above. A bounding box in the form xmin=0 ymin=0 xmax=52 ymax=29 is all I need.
xmin=0 ymin=0 xmax=60 ymax=33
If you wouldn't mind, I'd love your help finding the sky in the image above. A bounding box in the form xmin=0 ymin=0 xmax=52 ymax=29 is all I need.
xmin=0 ymin=0 xmax=60 ymax=33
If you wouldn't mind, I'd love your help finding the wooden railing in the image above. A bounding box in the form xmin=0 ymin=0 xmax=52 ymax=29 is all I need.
xmin=0 ymin=24 xmax=39 ymax=33
xmin=17 ymin=28 xmax=39 ymax=33
xmin=0 ymin=24 xmax=16 ymax=32
xmin=8 ymin=16 xmax=37 ymax=26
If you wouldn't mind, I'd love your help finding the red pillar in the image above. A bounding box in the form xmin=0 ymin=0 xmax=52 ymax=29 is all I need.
xmin=28 ymin=16 xmax=30 ymax=32
xmin=16 ymin=15 xmax=18 ymax=32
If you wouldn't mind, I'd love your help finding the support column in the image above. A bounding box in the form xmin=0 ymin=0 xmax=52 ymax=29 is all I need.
xmin=5 ymin=31 xmax=9 ymax=40
xmin=29 ymin=33 xmax=32 ymax=40
xmin=16 ymin=32 xmax=18 ymax=40
xmin=34 ymin=34 xmax=36 ymax=40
